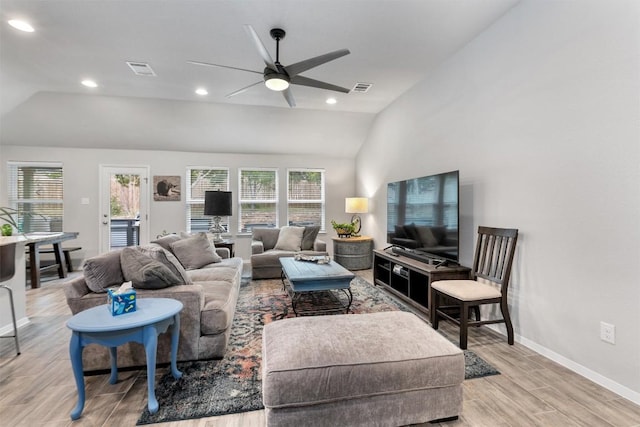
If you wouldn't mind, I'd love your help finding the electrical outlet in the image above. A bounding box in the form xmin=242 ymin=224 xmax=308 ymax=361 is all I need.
xmin=600 ymin=322 xmax=615 ymax=344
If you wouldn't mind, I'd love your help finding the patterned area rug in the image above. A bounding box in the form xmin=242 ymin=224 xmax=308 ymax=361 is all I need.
xmin=137 ymin=275 xmax=499 ymax=425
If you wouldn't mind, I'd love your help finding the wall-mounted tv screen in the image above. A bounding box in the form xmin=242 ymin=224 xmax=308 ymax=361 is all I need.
xmin=387 ymin=170 xmax=459 ymax=262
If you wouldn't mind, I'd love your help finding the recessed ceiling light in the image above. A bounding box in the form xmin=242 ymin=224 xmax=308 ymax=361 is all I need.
xmin=8 ymin=19 xmax=34 ymax=32
xmin=326 ymin=98 xmax=337 ymax=105
xmin=195 ymin=88 xmax=208 ymax=96
xmin=81 ymin=79 xmax=98 ymax=88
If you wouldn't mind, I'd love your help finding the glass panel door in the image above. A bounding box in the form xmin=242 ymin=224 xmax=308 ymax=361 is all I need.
xmin=100 ymin=166 xmax=149 ymax=253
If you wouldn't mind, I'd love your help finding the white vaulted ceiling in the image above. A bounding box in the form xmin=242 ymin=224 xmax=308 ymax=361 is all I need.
xmin=0 ymin=0 xmax=519 ymax=156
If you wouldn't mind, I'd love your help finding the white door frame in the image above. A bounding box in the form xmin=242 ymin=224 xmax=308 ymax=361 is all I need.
xmin=99 ymin=165 xmax=150 ymax=253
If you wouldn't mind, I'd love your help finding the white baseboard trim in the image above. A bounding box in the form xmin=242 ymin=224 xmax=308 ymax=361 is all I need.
xmin=0 ymin=316 xmax=30 ymax=336
xmin=486 ymin=325 xmax=640 ymax=405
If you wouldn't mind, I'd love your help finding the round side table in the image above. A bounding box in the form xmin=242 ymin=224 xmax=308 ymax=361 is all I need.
xmin=66 ymin=298 xmax=183 ymax=420
xmin=332 ymin=236 xmax=374 ymax=270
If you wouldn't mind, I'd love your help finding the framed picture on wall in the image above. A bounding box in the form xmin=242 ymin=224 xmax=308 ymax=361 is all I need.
xmin=153 ymin=175 xmax=181 ymax=201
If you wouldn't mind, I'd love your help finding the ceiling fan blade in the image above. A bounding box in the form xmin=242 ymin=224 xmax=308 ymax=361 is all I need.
xmin=244 ymin=24 xmax=276 ymax=69
xmin=282 ymin=88 xmax=296 ymax=108
xmin=226 ymin=81 xmax=263 ymax=98
xmin=187 ymin=60 xmax=262 ymax=75
xmin=290 ymin=75 xmax=350 ymax=94
xmin=285 ymin=49 xmax=350 ymax=77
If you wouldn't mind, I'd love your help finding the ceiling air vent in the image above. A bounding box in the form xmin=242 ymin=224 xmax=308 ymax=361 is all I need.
xmin=126 ymin=61 xmax=156 ymax=76
xmin=352 ymin=82 xmax=372 ymax=93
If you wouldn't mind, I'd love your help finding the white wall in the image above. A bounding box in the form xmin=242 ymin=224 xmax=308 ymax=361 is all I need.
xmin=0 ymin=145 xmax=356 ymax=260
xmin=356 ymin=1 xmax=640 ymax=401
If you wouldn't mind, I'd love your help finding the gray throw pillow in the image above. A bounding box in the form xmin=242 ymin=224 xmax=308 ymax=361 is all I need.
xmin=82 ymin=250 xmax=124 ymax=293
xmin=139 ymin=244 xmax=192 ymax=285
xmin=120 ymin=247 xmax=180 ymax=289
xmin=301 ymin=226 xmax=320 ymax=250
xmin=150 ymin=234 xmax=181 ymax=252
xmin=170 ymin=233 xmax=221 ymax=269
xmin=274 ymin=226 xmax=304 ymax=251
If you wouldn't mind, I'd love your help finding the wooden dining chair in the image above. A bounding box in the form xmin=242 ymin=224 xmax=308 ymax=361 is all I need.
xmin=431 ymin=226 xmax=519 ymax=350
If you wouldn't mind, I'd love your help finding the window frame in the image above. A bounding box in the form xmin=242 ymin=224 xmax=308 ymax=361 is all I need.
xmin=286 ymin=168 xmax=326 ymax=232
xmin=185 ymin=167 xmax=230 ymax=233
xmin=238 ymin=167 xmax=279 ymax=233
xmin=6 ymin=161 xmax=64 ymax=233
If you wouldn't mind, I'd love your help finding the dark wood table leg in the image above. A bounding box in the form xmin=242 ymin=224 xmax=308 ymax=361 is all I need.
xmin=28 ymin=243 xmax=41 ymax=289
xmin=53 ymin=242 xmax=68 ymax=278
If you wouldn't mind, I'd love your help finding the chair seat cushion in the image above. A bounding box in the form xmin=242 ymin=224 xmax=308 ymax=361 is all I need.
xmin=432 ymin=280 xmax=501 ymax=301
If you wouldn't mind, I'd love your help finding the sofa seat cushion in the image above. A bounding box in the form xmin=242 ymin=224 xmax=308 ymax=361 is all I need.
xmin=200 ymin=281 xmax=238 ymax=335
xmin=251 ymin=250 xmax=327 ymax=269
xmin=187 ymin=264 xmax=240 ymax=283
xmin=262 ymin=311 xmax=464 ymax=409
xmin=200 ymin=256 xmax=243 ymax=270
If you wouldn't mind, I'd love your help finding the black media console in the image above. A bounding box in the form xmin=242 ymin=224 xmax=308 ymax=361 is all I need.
xmin=373 ymin=249 xmax=470 ymax=319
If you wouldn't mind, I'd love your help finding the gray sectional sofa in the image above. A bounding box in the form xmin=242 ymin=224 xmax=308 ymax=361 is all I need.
xmin=64 ymin=232 xmax=243 ymax=372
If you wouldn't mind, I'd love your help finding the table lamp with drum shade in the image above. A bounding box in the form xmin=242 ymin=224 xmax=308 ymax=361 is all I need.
xmin=345 ymin=197 xmax=368 ymax=236
xmin=204 ymin=191 xmax=232 ymax=242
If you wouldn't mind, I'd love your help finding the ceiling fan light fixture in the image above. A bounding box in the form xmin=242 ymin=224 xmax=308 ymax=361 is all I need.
xmin=81 ymin=79 xmax=98 ymax=88
xmin=264 ymin=74 xmax=290 ymax=91
xmin=8 ymin=19 xmax=34 ymax=32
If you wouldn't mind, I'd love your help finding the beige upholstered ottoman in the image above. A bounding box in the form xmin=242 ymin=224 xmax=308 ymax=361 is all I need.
xmin=262 ymin=311 xmax=464 ymax=427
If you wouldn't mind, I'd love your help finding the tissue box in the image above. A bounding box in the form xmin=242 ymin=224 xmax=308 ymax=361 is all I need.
xmin=107 ymin=288 xmax=137 ymax=316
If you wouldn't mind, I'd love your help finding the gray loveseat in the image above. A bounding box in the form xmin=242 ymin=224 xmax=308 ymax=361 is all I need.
xmin=64 ymin=232 xmax=243 ymax=372
xmin=251 ymin=226 xmax=327 ymax=279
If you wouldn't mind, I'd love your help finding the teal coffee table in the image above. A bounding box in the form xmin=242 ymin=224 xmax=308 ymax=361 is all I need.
xmin=66 ymin=298 xmax=183 ymax=420
xmin=280 ymin=257 xmax=355 ymax=315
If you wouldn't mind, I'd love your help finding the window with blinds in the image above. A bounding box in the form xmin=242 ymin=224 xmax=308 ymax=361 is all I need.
xmin=186 ymin=168 xmax=229 ymax=233
xmin=287 ymin=169 xmax=325 ymax=231
xmin=238 ymin=168 xmax=278 ymax=233
xmin=7 ymin=162 xmax=64 ymax=233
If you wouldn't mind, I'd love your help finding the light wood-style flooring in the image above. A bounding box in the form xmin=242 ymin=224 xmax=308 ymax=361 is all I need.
xmin=1 ymin=270 xmax=639 ymax=427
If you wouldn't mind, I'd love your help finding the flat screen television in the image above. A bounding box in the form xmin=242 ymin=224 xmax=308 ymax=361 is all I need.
xmin=387 ymin=170 xmax=459 ymax=263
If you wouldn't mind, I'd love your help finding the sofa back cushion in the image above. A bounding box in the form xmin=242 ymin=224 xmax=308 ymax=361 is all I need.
xmin=151 ymin=234 xmax=181 ymax=252
xmin=301 ymin=226 xmax=320 ymax=251
xmin=141 ymin=244 xmax=192 ymax=285
xmin=83 ymin=249 xmax=125 ymax=293
xmin=251 ymin=228 xmax=281 ymax=250
xmin=121 ymin=247 xmax=181 ymax=289
xmin=274 ymin=226 xmax=304 ymax=251
xmin=170 ymin=233 xmax=222 ymax=269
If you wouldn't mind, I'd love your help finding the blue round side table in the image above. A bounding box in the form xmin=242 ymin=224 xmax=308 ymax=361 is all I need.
xmin=66 ymin=297 xmax=183 ymax=420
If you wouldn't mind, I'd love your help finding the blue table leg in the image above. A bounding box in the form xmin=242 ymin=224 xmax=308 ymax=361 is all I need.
xmin=108 ymin=346 xmax=118 ymax=385
xmin=170 ymin=314 xmax=182 ymax=379
xmin=143 ymin=325 xmax=159 ymax=414
xmin=69 ymin=332 xmax=85 ymax=420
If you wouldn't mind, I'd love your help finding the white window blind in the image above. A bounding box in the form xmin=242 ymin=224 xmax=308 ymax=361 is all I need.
xmin=287 ymin=169 xmax=325 ymax=231
xmin=7 ymin=162 xmax=64 ymax=232
xmin=186 ymin=168 xmax=229 ymax=233
xmin=238 ymin=168 xmax=278 ymax=232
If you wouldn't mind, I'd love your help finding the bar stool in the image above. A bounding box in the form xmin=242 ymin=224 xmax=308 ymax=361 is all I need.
xmin=0 ymin=242 xmax=21 ymax=355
